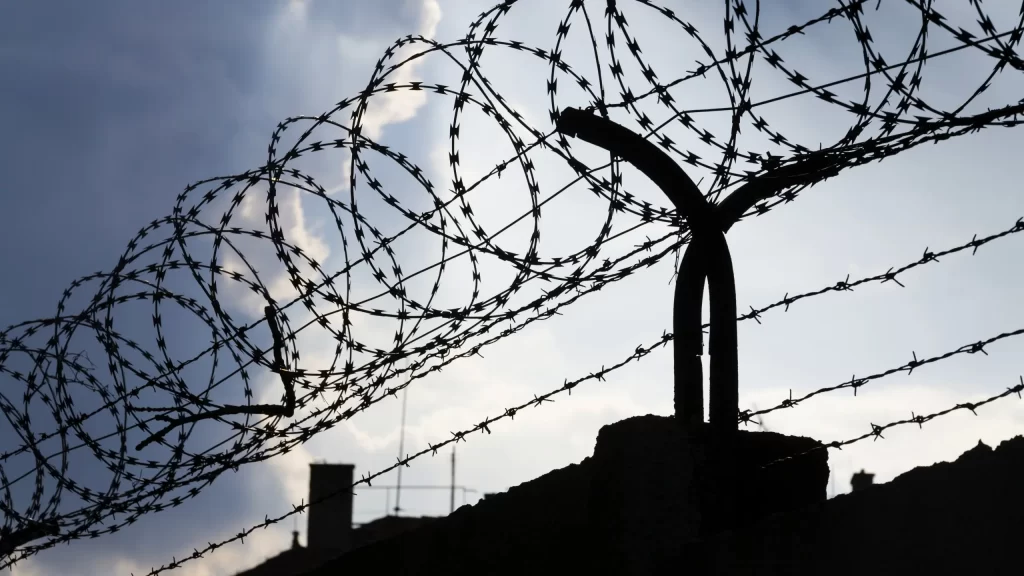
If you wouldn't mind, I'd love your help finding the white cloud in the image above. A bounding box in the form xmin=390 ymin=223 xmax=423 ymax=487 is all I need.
xmin=187 ymin=1 xmax=448 ymax=568
xmin=354 ymin=0 xmax=441 ymax=143
xmin=336 ymin=0 xmax=443 ymax=193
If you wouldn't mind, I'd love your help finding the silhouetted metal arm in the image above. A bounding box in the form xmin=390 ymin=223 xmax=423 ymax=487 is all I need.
xmin=715 ymin=150 xmax=848 ymax=233
xmin=556 ymin=107 xmax=737 ymax=435
xmin=556 ymin=108 xmax=854 ymax=436
xmin=135 ymin=305 xmax=296 ymax=451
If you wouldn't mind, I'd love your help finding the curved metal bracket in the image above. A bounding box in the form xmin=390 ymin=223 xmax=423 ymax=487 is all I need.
xmin=557 ymin=108 xmax=818 ymax=436
xmin=557 ymin=108 xmax=735 ymax=435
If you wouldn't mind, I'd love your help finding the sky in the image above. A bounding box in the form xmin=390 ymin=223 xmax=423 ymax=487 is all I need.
xmin=1 ymin=0 xmax=1023 ymax=574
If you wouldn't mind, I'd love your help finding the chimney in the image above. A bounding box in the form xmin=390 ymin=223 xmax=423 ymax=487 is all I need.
xmin=307 ymin=463 xmax=355 ymax=554
xmin=850 ymin=469 xmax=874 ymax=492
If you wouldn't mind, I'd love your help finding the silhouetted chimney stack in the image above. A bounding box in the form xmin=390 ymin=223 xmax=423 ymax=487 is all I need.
xmin=307 ymin=463 xmax=355 ymax=554
xmin=850 ymin=469 xmax=874 ymax=492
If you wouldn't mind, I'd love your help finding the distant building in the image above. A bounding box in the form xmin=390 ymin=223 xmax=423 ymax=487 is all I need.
xmin=233 ymin=463 xmax=437 ymax=576
xmin=850 ymin=469 xmax=875 ymax=492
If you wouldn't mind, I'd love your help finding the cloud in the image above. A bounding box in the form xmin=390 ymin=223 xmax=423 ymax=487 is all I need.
xmin=1 ymin=1 xmax=446 ymax=574
xmin=333 ymin=0 xmax=443 ymax=195
xmin=7 ymin=2 xmax=1024 ymax=574
xmin=137 ymin=2 xmax=451 ymax=572
xmin=356 ymin=0 xmax=442 ymax=142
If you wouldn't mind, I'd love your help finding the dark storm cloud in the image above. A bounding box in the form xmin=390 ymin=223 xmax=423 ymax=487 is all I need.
xmin=0 ymin=1 xmax=437 ymax=574
xmin=0 ymin=1 xmax=275 ymax=321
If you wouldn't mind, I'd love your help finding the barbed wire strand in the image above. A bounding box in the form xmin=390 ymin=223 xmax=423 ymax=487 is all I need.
xmin=84 ymin=209 xmax=1024 ymax=574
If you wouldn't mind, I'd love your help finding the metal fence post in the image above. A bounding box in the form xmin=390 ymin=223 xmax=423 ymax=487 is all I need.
xmin=555 ymin=107 xmax=848 ymax=536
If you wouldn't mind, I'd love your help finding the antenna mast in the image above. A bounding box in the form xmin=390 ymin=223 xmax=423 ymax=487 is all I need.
xmin=450 ymin=444 xmax=456 ymax=514
xmin=393 ymin=368 xmax=409 ymax=516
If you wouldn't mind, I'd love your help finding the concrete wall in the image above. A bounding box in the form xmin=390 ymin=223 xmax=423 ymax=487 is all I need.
xmin=299 ymin=418 xmax=1024 ymax=575
xmin=304 ymin=415 xmax=828 ymax=575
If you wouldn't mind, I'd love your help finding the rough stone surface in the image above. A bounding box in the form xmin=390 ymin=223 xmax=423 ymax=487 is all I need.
xmin=304 ymin=415 xmax=827 ymax=575
xmin=588 ymin=416 xmax=828 ymax=574
xmin=299 ymin=418 xmax=1024 ymax=575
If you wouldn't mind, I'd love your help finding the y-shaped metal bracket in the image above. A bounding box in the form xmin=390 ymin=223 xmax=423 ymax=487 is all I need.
xmin=556 ymin=107 xmax=844 ymax=436
xmin=557 ymin=108 xmax=735 ymax=435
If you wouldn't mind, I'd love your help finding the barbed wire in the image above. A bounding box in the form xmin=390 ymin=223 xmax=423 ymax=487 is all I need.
xmin=7 ymin=199 xmax=1011 ymax=570
xmin=123 ymin=208 xmax=1024 ymax=574
xmin=760 ymin=374 xmax=1024 ymax=469
xmin=2 ymin=0 xmax=1024 ymax=570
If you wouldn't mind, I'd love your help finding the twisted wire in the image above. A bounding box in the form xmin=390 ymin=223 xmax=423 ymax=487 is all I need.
xmin=2 ymin=0 xmax=1024 ymax=569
